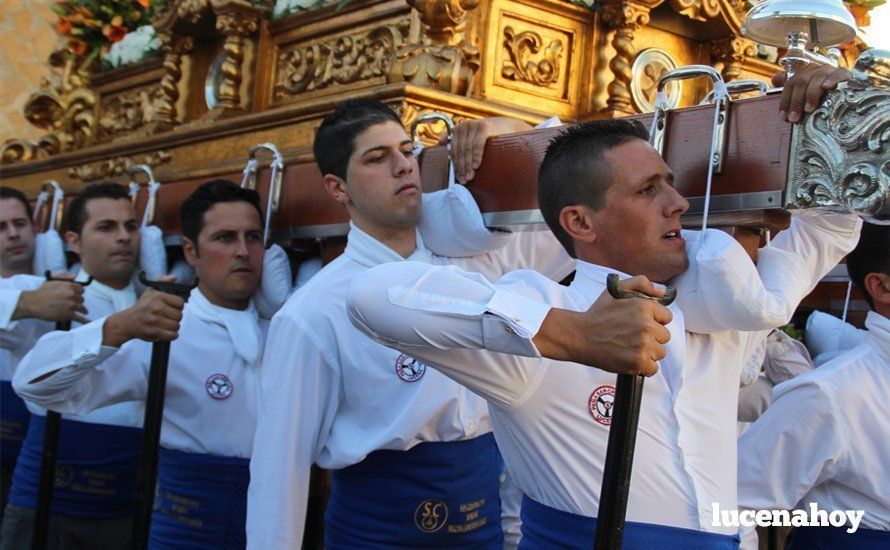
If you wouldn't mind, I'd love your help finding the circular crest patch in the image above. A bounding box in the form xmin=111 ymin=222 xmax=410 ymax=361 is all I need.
xmin=414 ymin=498 xmax=448 ymax=533
xmin=588 ymin=385 xmax=616 ymax=426
xmin=53 ymin=465 xmax=74 ymax=489
xmin=395 ymin=354 xmax=426 ymax=382
xmin=205 ymin=373 xmax=234 ymax=400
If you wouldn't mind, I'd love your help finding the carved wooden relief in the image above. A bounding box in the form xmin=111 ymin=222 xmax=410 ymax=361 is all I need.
xmin=68 ymin=150 xmax=172 ymax=182
xmin=501 ymin=26 xmax=564 ymax=88
xmin=273 ymin=18 xmax=410 ymax=100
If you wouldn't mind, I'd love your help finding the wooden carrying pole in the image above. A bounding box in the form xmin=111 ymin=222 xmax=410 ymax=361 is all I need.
xmin=130 ymin=273 xmax=195 ymax=550
xmin=32 ymin=274 xmax=92 ymax=550
xmin=593 ymin=275 xmax=677 ymax=549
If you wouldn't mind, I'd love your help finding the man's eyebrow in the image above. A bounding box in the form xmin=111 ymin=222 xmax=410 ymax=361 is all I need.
xmin=360 ymin=145 xmax=391 ymax=156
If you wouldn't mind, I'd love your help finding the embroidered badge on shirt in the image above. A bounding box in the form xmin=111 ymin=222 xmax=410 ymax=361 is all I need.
xmin=395 ymin=354 xmax=426 ymax=382
xmin=414 ymin=498 xmax=448 ymax=533
xmin=588 ymin=385 xmax=616 ymax=426
xmin=205 ymin=373 xmax=234 ymax=400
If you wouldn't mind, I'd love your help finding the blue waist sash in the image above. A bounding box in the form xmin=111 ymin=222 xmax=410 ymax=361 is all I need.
xmin=325 ymin=432 xmax=503 ymax=549
xmin=0 ymin=381 xmax=30 ymax=466
xmin=148 ymin=447 xmax=250 ymax=550
xmin=519 ymin=495 xmax=740 ymax=550
xmin=8 ymin=414 xmax=141 ymax=518
xmin=791 ymin=525 xmax=890 ymax=549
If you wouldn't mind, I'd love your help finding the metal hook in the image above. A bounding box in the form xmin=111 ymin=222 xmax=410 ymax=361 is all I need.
xmin=128 ymin=165 xmax=161 ymax=227
xmin=246 ymin=143 xmax=286 ymax=244
xmin=37 ymin=180 xmax=65 ymax=232
xmin=701 ymin=79 xmax=768 ymax=104
xmin=410 ymin=113 xmax=455 ymax=151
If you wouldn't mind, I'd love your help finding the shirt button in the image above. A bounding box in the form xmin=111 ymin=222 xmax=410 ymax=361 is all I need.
xmin=505 ymin=326 xmax=516 ymax=334
xmin=468 ymin=419 xmax=477 ymax=430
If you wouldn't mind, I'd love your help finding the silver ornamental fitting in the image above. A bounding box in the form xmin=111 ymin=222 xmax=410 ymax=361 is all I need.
xmin=785 ymin=50 xmax=890 ymax=222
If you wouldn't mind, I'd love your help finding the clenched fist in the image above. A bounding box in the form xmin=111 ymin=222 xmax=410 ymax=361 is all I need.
xmin=533 ymin=276 xmax=672 ymax=377
xmin=102 ymin=288 xmax=185 ymax=347
xmin=14 ymin=279 xmax=88 ymax=325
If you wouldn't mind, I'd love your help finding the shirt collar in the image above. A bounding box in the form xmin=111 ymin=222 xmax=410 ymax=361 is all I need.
xmin=865 ymin=311 xmax=890 ymax=360
xmin=569 ymin=260 xmax=631 ymax=304
xmin=188 ymin=287 xmax=262 ymax=365
xmin=344 ymin=221 xmax=430 ymax=268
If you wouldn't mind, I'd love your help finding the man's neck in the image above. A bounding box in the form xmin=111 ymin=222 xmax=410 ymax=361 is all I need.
xmin=353 ymin=219 xmax=417 ymax=258
xmin=198 ymin=283 xmax=250 ymax=311
xmin=0 ymin=262 xmax=31 ymax=278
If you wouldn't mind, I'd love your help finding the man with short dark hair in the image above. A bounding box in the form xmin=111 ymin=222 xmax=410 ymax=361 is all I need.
xmin=737 ymin=222 xmax=889 ymax=549
xmin=14 ymin=179 xmax=270 ymax=549
xmin=0 ymin=182 xmax=144 ymax=549
xmin=246 ymin=98 xmax=669 ymax=548
xmin=345 ymin=100 xmax=861 ymax=546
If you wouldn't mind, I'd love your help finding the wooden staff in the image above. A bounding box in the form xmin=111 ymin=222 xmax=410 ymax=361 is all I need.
xmin=130 ymin=273 xmax=195 ymax=550
xmin=594 ymin=274 xmax=676 ymax=550
xmin=32 ymin=273 xmax=92 ymax=550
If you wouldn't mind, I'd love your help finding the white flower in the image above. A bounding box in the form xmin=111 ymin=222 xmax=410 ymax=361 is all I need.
xmin=106 ymin=25 xmax=160 ymax=68
xmin=273 ymin=0 xmax=334 ymax=18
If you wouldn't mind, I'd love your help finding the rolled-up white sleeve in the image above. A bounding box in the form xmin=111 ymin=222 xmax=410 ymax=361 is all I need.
xmin=12 ymin=317 xmax=147 ymax=414
xmin=347 ymin=261 xmax=564 ymax=407
xmin=0 ymin=275 xmax=47 ymax=352
xmin=247 ymin=313 xmax=339 ymax=550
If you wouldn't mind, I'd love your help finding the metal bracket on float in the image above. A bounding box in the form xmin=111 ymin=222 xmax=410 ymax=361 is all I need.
xmin=650 ymin=65 xmax=730 ymax=174
xmin=410 ymin=113 xmax=454 ymax=152
xmin=128 ymin=164 xmax=160 ymax=228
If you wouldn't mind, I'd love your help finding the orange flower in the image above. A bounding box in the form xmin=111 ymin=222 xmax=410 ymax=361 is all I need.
xmin=111 ymin=15 xmax=123 ymax=26
xmin=103 ymin=24 xmax=127 ymax=42
xmin=55 ymin=17 xmax=72 ymax=35
xmin=67 ymin=37 xmax=87 ymax=56
xmin=135 ymin=0 xmax=150 ymax=8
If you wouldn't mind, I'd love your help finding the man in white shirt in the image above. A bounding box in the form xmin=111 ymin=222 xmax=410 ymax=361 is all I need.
xmin=0 ymin=187 xmax=86 ymax=518
xmin=345 ymin=71 xmax=861 ymax=547
xmin=737 ymin=222 xmax=889 ymax=549
xmin=14 ymin=179 xmax=270 ymax=549
xmin=0 ymin=183 xmax=147 ymax=550
xmin=246 ymin=98 xmax=671 ymax=549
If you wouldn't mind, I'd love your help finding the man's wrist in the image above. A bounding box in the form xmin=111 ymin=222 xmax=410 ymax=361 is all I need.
xmin=102 ymin=312 xmax=131 ymax=348
xmin=533 ymin=308 xmax=584 ymax=362
xmin=12 ymin=291 xmax=35 ymax=321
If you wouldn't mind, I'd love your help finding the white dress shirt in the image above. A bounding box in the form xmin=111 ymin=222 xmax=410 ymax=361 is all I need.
xmin=246 ymin=221 xmax=573 ymax=549
xmin=0 ymin=273 xmax=142 ymax=428
xmin=738 ymin=311 xmax=890 ymax=535
xmin=346 ymin=212 xmax=860 ymax=536
xmin=13 ymin=288 xmax=267 ymax=459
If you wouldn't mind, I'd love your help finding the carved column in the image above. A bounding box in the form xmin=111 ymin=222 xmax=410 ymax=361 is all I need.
xmin=600 ymin=1 xmax=657 ymax=117
xmin=151 ymin=33 xmax=194 ymax=129
xmin=209 ymin=8 xmax=260 ymax=117
xmin=387 ymin=0 xmax=481 ymax=95
xmin=711 ymin=36 xmax=756 ymax=83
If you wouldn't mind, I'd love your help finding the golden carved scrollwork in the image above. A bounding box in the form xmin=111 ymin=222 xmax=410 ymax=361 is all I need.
xmin=68 ymin=150 xmax=172 ymax=182
xmin=399 ymin=103 xmax=468 ymax=146
xmin=601 ymin=1 xmax=659 ymax=116
xmin=152 ymin=34 xmax=194 ymax=128
xmin=274 ymin=19 xmax=410 ymax=99
xmin=711 ymin=36 xmax=756 ymax=82
xmin=387 ymin=0 xmax=481 ymax=95
xmin=501 ymin=26 xmax=563 ymax=88
xmin=1 ymin=54 xmax=97 ymax=164
xmin=97 ymin=88 xmax=161 ymax=141
xmin=668 ymin=0 xmax=722 ymax=22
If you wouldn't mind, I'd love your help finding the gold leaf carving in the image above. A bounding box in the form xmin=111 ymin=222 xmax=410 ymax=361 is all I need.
xmin=68 ymin=150 xmax=172 ymax=182
xmin=668 ymin=0 xmax=721 ymax=21
xmin=501 ymin=26 xmax=563 ymax=88
xmin=274 ymin=20 xmax=410 ymax=99
xmin=97 ymin=88 xmax=160 ymax=141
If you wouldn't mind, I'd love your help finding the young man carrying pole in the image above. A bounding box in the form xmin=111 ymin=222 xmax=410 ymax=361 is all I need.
xmin=14 ymin=180 xmax=271 ymax=549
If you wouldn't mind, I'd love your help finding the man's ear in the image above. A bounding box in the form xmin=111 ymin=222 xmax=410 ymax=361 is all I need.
xmin=322 ymin=174 xmax=350 ymax=205
xmin=65 ymin=230 xmax=82 ymax=256
xmin=182 ymin=237 xmax=198 ymax=268
xmin=865 ymin=272 xmax=890 ymax=306
xmin=559 ymin=205 xmax=597 ymax=247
